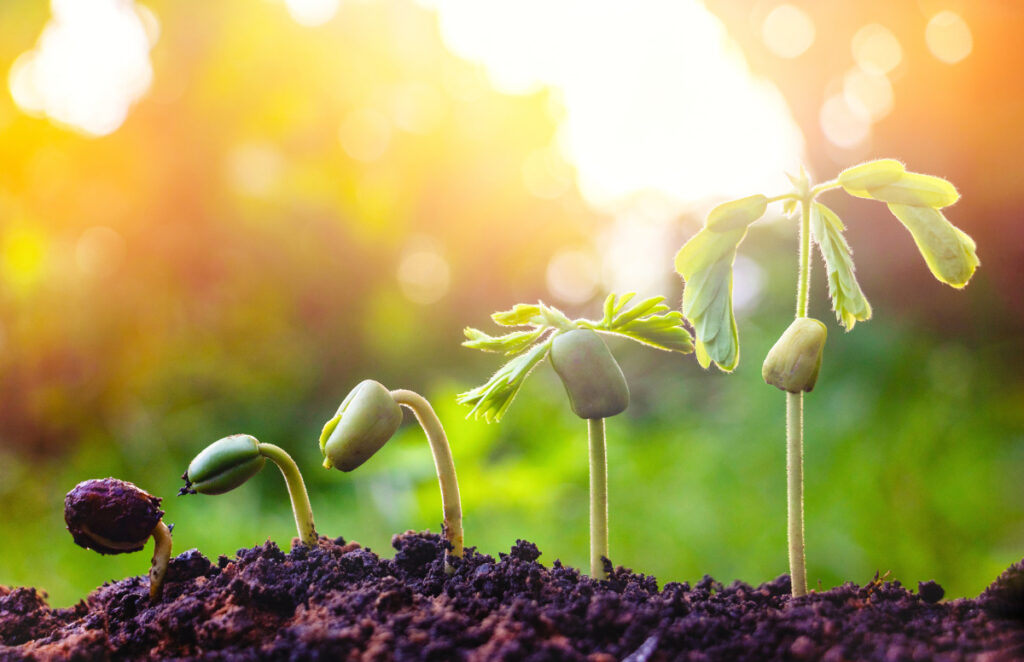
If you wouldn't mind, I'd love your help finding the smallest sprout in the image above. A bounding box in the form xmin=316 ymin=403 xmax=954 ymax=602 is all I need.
xmin=64 ymin=478 xmax=173 ymax=601
xmin=321 ymin=380 xmax=463 ymax=573
xmin=180 ymin=434 xmax=318 ymax=546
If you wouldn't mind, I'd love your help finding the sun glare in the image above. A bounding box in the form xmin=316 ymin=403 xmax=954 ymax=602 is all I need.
xmin=419 ymin=0 xmax=804 ymax=212
xmin=7 ymin=0 xmax=156 ymax=137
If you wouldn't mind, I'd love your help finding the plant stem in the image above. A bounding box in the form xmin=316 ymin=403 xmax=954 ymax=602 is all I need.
xmin=257 ymin=442 xmax=319 ymax=546
xmin=786 ymin=392 xmax=807 ymax=597
xmin=785 ymin=194 xmax=814 ymax=597
xmin=389 ymin=389 xmax=464 ymax=571
xmin=588 ymin=417 xmax=609 ymax=579
xmin=149 ymin=520 xmax=172 ymax=601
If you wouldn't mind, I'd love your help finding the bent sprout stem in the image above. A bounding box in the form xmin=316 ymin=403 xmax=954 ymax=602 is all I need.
xmin=390 ymin=389 xmax=464 ymax=565
xmin=256 ymin=442 xmax=318 ymax=547
xmin=149 ymin=521 xmax=173 ymax=600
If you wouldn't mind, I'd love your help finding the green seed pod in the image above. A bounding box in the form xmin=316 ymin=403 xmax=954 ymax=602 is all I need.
xmin=762 ymin=318 xmax=827 ymax=393
xmin=65 ymin=478 xmax=164 ymax=554
xmin=320 ymin=379 xmax=403 ymax=471
xmin=181 ymin=434 xmax=266 ymax=495
xmin=838 ymin=159 xmax=905 ymax=191
xmin=550 ymin=329 xmax=629 ymax=419
xmin=705 ymin=194 xmax=768 ymax=233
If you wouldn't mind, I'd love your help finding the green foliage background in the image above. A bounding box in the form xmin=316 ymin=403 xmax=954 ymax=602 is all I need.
xmin=0 ymin=0 xmax=1021 ymax=607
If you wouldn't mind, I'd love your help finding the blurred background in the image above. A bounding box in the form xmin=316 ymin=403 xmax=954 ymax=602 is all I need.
xmin=0 ymin=0 xmax=1021 ymax=607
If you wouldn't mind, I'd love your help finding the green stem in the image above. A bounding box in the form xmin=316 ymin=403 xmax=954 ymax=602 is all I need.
xmin=257 ymin=442 xmax=318 ymax=546
xmin=588 ymin=417 xmax=609 ymax=579
xmin=389 ymin=389 xmax=464 ymax=571
xmin=785 ymin=194 xmax=814 ymax=597
xmin=786 ymin=392 xmax=807 ymax=597
xmin=148 ymin=520 xmax=172 ymax=601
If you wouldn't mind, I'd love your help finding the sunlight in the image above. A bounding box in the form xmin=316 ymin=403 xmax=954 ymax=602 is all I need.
xmin=7 ymin=0 xmax=156 ymax=137
xmin=418 ymin=0 xmax=804 ymax=212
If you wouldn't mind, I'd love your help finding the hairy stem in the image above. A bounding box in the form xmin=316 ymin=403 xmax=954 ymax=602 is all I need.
xmin=390 ymin=389 xmax=464 ymax=572
xmin=786 ymin=392 xmax=807 ymax=597
xmin=257 ymin=443 xmax=318 ymax=546
xmin=588 ymin=417 xmax=609 ymax=579
xmin=149 ymin=520 xmax=172 ymax=601
xmin=796 ymin=197 xmax=812 ymax=318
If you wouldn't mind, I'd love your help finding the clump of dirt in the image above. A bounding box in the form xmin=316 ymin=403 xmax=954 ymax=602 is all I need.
xmin=2 ymin=533 xmax=1023 ymax=660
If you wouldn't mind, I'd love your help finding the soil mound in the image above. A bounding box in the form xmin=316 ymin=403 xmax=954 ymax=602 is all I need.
xmin=2 ymin=533 xmax=1022 ymax=660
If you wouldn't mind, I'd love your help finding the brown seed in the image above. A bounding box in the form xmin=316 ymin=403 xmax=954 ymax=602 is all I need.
xmin=64 ymin=478 xmax=164 ymax=555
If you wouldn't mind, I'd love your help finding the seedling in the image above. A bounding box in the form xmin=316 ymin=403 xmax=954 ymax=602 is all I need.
xmin=64 ymin=478 xmax=173 ymax=600
xmin=320 ymin=380 xmax=463 ymax=572
xmin=180 ymin=434 xmax=318 ymax=546
xmin=458 ymin=293 xmax=693 ymax=578
xmin=674 ymin=160 xmax=978 ymax=596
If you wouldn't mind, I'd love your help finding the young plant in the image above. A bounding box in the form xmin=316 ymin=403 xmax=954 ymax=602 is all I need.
xmin=674 ymin=160 xmax=978 ymax=596
xmin=319 ymin=380 xmax=463 ymax=572
xmin=64 ymin=478 xmax=173 ymax=600
xmin=179 ymin=434 xmax=318 ymax=546
xmin=458 ymin=293 xmax=694 ymax=578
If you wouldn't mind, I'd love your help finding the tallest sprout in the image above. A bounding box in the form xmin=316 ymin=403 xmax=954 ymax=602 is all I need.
xmin=675 ymin=160 xmax=978 ymax=596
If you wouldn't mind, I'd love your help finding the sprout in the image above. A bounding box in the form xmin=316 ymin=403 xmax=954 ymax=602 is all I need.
xmin=458 ymin=294 xmax=693 ymax=579
xmin=320 ymin=380 xmax=463 ymax=572
xmin=674 ymin=160 xmax=977 ymax=596
xmin=180 ymin=434 xmax=318 ymax=546
xmin=64 ymin=478 xmax=173 ymax=601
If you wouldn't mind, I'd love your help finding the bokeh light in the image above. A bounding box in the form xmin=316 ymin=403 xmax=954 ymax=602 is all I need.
xmin=397 ymin=237 xmax=452 ymax=305
xmin=843 ymin=67 xmax=894 ymax=121
xmin=75 ymin=226 xmax=126 ymax=280
xmin=820 ymin=93 xmax=871 ymax=149
xmin=545 ymin=248 xmax=600 ymax=305
xmin=761 ymin=4 xmax=816 ymax=59
xmin=851 ymin=23 xmax=903 ymax=76
xmin=7 ymin=0 xmax=155 ymax=137
xmin=339 ymin=108 xmax=393 ymax=163
xmin=284 ymin=0 xmax=341 ymax=27
xmin=926 ymin=10 xmax=973 ymax=65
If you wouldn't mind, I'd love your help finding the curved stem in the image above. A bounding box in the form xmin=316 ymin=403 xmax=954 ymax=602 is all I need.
xmin=786 ymin=392 xmax=807 ymax=597
xmin=588 ymin=417 xmax=609 ymax=579
xmin=257 ymin=443 xmax=318 ymax=546
xmin=149 ymin=520 xmax=172 ymax=601
xmin=389 ymin=389 xmax=464 ymax=571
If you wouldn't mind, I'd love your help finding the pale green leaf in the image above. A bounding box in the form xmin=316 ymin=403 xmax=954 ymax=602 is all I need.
xmin=491 ymin=304 xmax=542 ymax=327
xmin=705 ymin=194 xmax=768 ymax=232
xmin=886 ymin=203 xmax=979 ymax=288
xmin=462 ymin=327 xmax=546 ymax=355
xmin=845 ymin=171 xmax=960 ymax=209
xmin=457 ymin=340 xmax=552 ymax=422
xmin=674 ymin=226 xmax=746 ymax=371
xmin=811 ymin=203 xmax=872 ymax=331
xmin=837 ymin=159 xmax=905 ymax=191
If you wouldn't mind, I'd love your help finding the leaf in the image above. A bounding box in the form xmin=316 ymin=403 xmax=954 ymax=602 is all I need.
xmin=845 ymin=171 xmax=960 ymax=209
xmin=837 ymin=159 xmax=905 ymax=191
xmin=705 ymin=194 xmax=768 ymax=232
xmin=604 ymin=311 xmax=694 ymax=353
xmin=610 ymin=296 xmax=666 ymax=327
xmin=462 ymin=327 xmax=546 ymax=355
xmin=538 ymin=302 xmax=576 ymax=331
xmin=491 ymin=304 xmax=542 ymax=327
xmin=810 ymin=203 xmax=872 ymax=330
xmin=456 ymin=340 xmax=552 ymax=422
xmin=886 ymin=203 xmax=979 ymax=288
xmin=674 ymin=226 xmax=747 ymax=371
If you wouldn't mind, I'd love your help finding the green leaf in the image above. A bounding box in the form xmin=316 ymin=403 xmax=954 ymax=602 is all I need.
xmin=705 ymin=194 xmax=768 ymax=232
xmin=538 ymin=302 xmax=576 ymax=331
xmin=491 ymin=304 xmax=542 ymax=327
xmin=886 ymin=203 xmax=979 ymax=288
xmin=587 ymin=294 xmax=693 ymax=354
xmin=462 ymin=327 xmax=546 ymax=355
xmin=674 ymin=226 xmax=746 ymax=371
xmin=811 ymin=203 xmax=872 ymax=331
xmin=456 ymin=340 xmax=552 ymax=422
xmin=837 ymin=159 xmax=905 ymax=191
xmin=844 ymin=171 xmax=960 ymax=209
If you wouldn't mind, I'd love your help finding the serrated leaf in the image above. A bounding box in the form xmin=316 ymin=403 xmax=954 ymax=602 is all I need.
xmin=610 ymin=296 xmax=666 ymax=327
xmin=811 ymin=203 xmax=872 ymax=331
xmin=491 ymin=304 xmax=542 ymax=327
xmin=456 ymin=340 xmax=552 ymax=422
xmin=538 ymin=302 xmax=576 ymax=330
xmin=845 ymin=171 xmax=960 ymax=209
xmin=674 ymin=227 xmax=746 ymax=371
xmin=886 ymin=203 xmax=979 ymax=288
xmin=602 ymin=293 xmax=617 ymax=326
xmin=462 ymin=327 xmax=546 ymax=355
xmin=606 ymin=311 xmax=694 ymax=353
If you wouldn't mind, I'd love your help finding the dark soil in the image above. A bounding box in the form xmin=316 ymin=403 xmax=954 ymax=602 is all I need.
xmin=2 ymin=533 xmax=1023 ymax=661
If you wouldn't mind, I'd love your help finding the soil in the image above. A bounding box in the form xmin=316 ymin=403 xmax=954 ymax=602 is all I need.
xmin=2 ymin=532 xmax=1023 ymax=661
